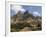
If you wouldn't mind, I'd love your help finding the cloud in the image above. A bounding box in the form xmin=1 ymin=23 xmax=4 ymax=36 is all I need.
xmin=33 ymin=11 xmax=40 ymax=16
xmin=11 ymin=5 xmax=26 ymax=14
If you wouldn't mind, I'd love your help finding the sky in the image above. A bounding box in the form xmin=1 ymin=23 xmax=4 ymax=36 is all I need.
xmin=10 ymin=4 xmax=42 ymax=16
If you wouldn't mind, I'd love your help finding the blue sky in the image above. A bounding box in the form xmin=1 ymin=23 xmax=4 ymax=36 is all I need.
xmin=10 ymin=5 xmax=42 ymax=16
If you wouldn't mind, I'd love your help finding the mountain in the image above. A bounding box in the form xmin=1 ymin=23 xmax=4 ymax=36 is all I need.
xmin=11 ymin=10 xmax=42 ymax=32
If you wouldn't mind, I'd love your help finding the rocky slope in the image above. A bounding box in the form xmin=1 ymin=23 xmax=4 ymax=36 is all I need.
xmin=11 ymin=11 xmax=42 ymax=32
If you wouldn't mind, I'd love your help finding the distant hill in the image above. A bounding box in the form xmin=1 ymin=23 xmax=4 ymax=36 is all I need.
xmin=11 ymin=10 xmax=42 ymax=32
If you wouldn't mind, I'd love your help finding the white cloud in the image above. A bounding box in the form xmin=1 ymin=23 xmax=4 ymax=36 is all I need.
xmin=11 ymin=5 xmax=26 ymax=14
xmin=33 ymin=11 xmax=40 ymax=16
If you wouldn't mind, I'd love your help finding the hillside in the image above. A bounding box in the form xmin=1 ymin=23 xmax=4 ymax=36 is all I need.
xmin=11 ymin=10 xmax=42 ymax=32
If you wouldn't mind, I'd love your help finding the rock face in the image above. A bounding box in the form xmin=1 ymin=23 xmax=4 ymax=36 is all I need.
xmin=11 ymin=10 xmax=42 ymax=32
